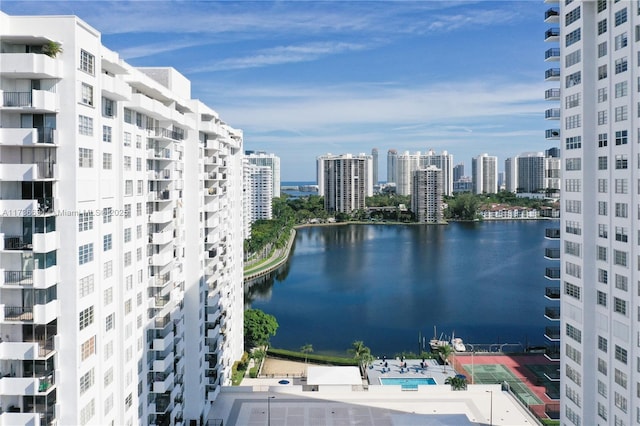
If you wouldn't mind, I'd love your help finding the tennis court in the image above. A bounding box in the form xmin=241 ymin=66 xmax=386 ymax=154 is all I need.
xmin=462 ymin=364 xmax=543 ymax=405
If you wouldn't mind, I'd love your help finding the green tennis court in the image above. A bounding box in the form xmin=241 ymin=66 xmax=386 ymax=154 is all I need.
xmin=462 ymin=364 xmax=543 ymax=405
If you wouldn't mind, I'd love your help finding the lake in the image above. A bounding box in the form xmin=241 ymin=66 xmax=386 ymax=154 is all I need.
xmin=247 ymin=221 xmax=558 ymax=357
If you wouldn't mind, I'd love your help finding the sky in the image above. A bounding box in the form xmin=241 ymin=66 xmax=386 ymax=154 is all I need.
xmin=1 ymin=1 xmax=553 ymax=181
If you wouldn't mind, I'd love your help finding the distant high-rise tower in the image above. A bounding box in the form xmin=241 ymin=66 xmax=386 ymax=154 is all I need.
xmin=243 ymin=160 xmax=273 ymax=239
xmin=387 ymin=149 xmax=398 ymax=184
xmin=517 ymin=152 xmax=546 ymax=193
xmin=453 ymin=163 xmax=465 ymax=182
xmin=371 ymin=148 xmax=379 ymax=184
xmin=422 ymin=149 xmax=454 ymax=196
xmin=395 ymin=150 xmax=453 ymax=196
xmin=318 ymin=154 xmax=372 ymax=213
xmin=411 ymin=166 xmax=443 ymax=223
xmin=471 ymin=153 xmax=498 ymax=194
xmin=505 ymin=157 xmax=518 ymax=193
xmin=245 ymin=151 xmax=281 ymax=197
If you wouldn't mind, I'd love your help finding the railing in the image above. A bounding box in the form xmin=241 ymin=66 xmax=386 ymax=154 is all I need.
xmin=3 ymin=236 xmax=32 ymax=250
xmin=4 ymin=306 xmax=34 ymax=321
xmin=545 ymin=108 xmax=560 ymax=119
xmin=545 ymin=306 xmax=560 ymax=320
xmin=36 ymin=127 xmax=55 ymax=144
xmin=544 ymin=89 xmax=560 ymax=99
xmin=545 ymin=228 xmax=560 ymax=239
xmin=545 ymin=68 xmax=560 ymax=79
xmin=544 ymin=248 xmax=560 ymax=259
xmin=544 ymin=28 xmax=560 ymax=39
xmin=37 ymin=197 xmax=54 ymax=214
xmin=545 ymin=326 xmax=560 ymax=340
xmin=545 ymin=48 xmax=560 ymax=60
xmin=4 ymin=270 xmax=33 ymax=285
xmin=545 ymin=129 xmax=560 ymax=139
xmin=545 ymin=286 xmax=560 ymax=299
xmin=545 ymin=267 xmax=560 ymax=279
xmin=150 ymin=127 xmax=185 ymax=141
xmin=38 ymin=336 xmax=55 ymax=357
xmin=545 ymin=8 xmax=559 ymax=20
xmin=545 ymin=346 xmax=560 ymax=361
xmin=545 ymin=403 xmax=560 ymax=419
xmin=3 ymin=92 xmax=32 ymax=107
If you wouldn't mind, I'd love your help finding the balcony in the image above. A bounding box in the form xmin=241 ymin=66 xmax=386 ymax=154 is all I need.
xmin=150 ymin=230 xmax=174 ymax=246
xmin=149 ymin=127 xmax=185 ymax=142
xmin=544 ymin=326 xmax=560 ymax=341
xmin=1 ymin=236 xmax=32 ymax=251
xmin=545 ymin=286 xmax=560 ymax=300
xmin=0 ymin=337 xmax=54 ymax=360
xmin=1 ymin=90 xmax=57 ymax=112
xmin=148 ymin=190 xmax=172 ymax=202
xmin=544 ymin=346 xmax=560 ymax=361
xmin=0 ymin=412 xmax=40 ymax=425
xmin=150 ymin=249 xmax=174 ymax=267
xmin=149 ymin=210 xmax=174 ymax=224
xmin=544 ymin=28 xmax=559 ymax=42
xmin=0 ymin=162 xmax=55 ymax=181
xmin=1 ymin=270 xmax=33 ymax=286
xmin=0 ymin=301 xmax=57 ymax=324
xmin=0 ymin=127 xmax=56 ymax=146
xmin=545 ymin=68 xmax=560 ymax=81
xmin=32 ymin=265 xmax=59 ymax=289
xmin=130 ymin=93 xmax=172 ymax=121
xmin=151 ymin=330 xmax=174 ymax=352
xmin=148 ymin=148 xmax=174 ymax=161
xmin=544 ymin=306 xmax=560 ymax=320
xmin=101 ymin=72 xmax=131 ymax=101
xmin=0 ymin=53 xmax=61 ymax=78
xmin=544 ymin=8 xmax=559 ymax=23
xmin=545 ymin=228 xmax=560 ymax=239
xmin=32 ymin=231 xmax=58 ymax=253
xmin=544 ymin=247 xmax=560 ymax=260
xmin=152 ymin=372 xmax=174 ymax=394
xmin=545 ymin=48 xmax=560 ymax=62
xmin=545 ymin=108 xmax=560 ymax=120
xmin=544 ymin=267 xmax=560 ymax=280
xmin=545 ymin=129 xmax=560 ymax=140
xmin=544 ymin=88 xmax=560 ymax=101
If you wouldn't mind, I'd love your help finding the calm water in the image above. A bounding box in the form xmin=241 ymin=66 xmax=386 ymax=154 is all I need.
xmin=247 ymin=221 xmax=557 ymax=357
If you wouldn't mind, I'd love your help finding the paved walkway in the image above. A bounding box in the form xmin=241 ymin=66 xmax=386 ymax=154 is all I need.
xmin=244 ymin=229 xmax=296 ymax=280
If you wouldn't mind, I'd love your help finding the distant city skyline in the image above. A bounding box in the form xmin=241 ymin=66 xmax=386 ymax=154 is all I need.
xmin=0 ymin=1 xmax=549 ymax=180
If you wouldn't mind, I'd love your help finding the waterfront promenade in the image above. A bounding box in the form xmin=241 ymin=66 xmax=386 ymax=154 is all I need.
xmin=244 ymin=228 xmax=296 ymax=281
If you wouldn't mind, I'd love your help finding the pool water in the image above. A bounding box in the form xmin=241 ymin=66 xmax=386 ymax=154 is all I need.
xmin=379 ymin=377 xmax=437 ymax=389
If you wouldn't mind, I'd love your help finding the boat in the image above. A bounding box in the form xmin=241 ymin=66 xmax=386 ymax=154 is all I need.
xmin=451 ymin=331 xmax=466 ymax=352
xmin=429 ymin=326 xmax=449 ymax=351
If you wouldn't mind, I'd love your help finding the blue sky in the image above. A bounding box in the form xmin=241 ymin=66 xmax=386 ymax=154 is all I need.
xmin=2 ymin=1 xmax=552 ymax=181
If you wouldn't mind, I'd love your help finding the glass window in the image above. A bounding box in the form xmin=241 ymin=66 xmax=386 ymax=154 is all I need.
xmin=80 ymin=50 xmax=95 ymax=75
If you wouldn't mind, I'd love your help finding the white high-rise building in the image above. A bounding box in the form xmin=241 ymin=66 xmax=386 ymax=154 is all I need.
xmin=505 ymin=157 xmax=518 ymax=193
xmin=396 ymin=150 xmax=453 ymax=196
xmin=411 ymin=166 xmax=443 ymax=223
xmin=245 ymin=162 xmax=273 ymax=222
xmin=317 ymin=153 xmax=373 ymax=214
xmin=396 ymin=152 xmax=421 ymax=196
xmin=387 ymin=149 xmax=398 ymax=184
xmin=551 ymin=1 xmax=640 ymax=425
xmin=471 ymin=153 xmax=498 ymax=194
xmin=422 ymin=149 xmax=454 ymax=196
xmin=245 ymin=151 xmax=280 ymax=198
xmin=371 ymin=148 xmax=379 ymax=185
xmin=0 ymin=12 xmax=244 ymax=426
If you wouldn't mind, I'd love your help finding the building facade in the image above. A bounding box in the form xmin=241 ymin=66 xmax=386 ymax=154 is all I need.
xmin=396 ymin=150 xmax=453 ymax=197
xmin=553 ymin=1 xmax=640 ymax=425
xmin=0 ymin=12 xmax=243 ymax=426
xmin=245 ymin=151 xmax=280 ymax=198
xmin=371 ymin=148 xmax=379 ymax=185
xmin=471 ymin=153 xmax=498 ymax=194
xmin=453 ymin=163 xmax=464 ymax=182
xmin=387 ymin=149 xmax=397 ymax=184
xmin=317 ymin=154 xmax=373 ymax=214
xmin=410 ymin=166 xmax=443 ymax=223
xmin=245 ymin=162 xmax=273 ymax=223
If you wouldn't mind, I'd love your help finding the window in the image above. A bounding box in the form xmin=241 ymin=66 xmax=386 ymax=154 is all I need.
xmin=566 ymin=6 xmax=581 ymax=25
xmin=104 ymin=341 xmax=113 ymax=360
xmin=598 ymin=402 xmax=607 ymax=421
xmin=599 ymin=336 xmax=608 ymax=352
xmin=124 ymin=251 xmax=132 ymax=267
xmin=136 ymin=157 xmax=142 ymax=171
xmin=124 ymin=108 xmax=133 ymax=124
xmin=615 ymin=179 xmax=628 ymax=194
xmin=124 ymin=204 xmax=131 ymax=218
xmin=78 ymin=212 xmax=93 ymax=231
xmin=598 ymin=178 xmax=608 ymax=193
xmin=615 ymin=57 xmax=628 ymax=74
xmin=598 ymin=291 xmax=608 ymax=307
xmin=615 ymin=8 xmax=628 ymax=26
xmin=80 ymin=50 xmax=94 ymax=75
xmin=102 ymin=125 xmax=112 ymax=143
xmin=566 ymin=200 xmax=582 ymax=213
xmin=615 ymin=392 xmax=628 ymax=413
xmin=597 ymin=245 xmax=607 ymax=261
xmin=615 ymin=81 xmax=628 ymax=98
xmin=599 ymin=64 xmax=608 ymax=80
xmin=124 ymin=228 xmax=131 ymax=243
xmin=615 ymin=32 xmax=628 ymax=50
xmin=599 ymin=358 xmax=608 ymax=375
xmin=125 ymin=180 xmax=133 ymax=196
xmin=79 ymin=306 xmax=94 ymax=330
xmin=599 ymin=201 xmax=608 ymax=216
xmin=616 ymin=130 xmax=628 ymax=144
xmin=105 ymin=313 xmax=115 ymax=331
xmin=616 ymin=155 xmax=628 ymax=169
xmin=81 ymin=336 xmax=95 ymax=361
xmin=565 ymin=114 xmax=581 ymax=129
xmin=598 ymin=87 xmax=608 ymax=103
xmin=124 ymin=132 xmax=131 ymax=147
xmin=598 ymin=19 xmax=608 ymax=35
xmin=567 ymin=323 xmax=582 ymax=343
xmin=599 ymin=224 xmax=608 ymax=238
xmin=566 ymin=71 xmax=581 ymax=87
xmin=136 ymin=135 xmax=142 ymax=149
xmin=566 ymin=220 xmax=581 ymax=235
xmin=136 ymin=225 xmax=142 ymax=239
xmin=615 ymin=105 xmax=628 ymax=121
xmin=104 ymin=394 xmax=113 ymax=416
xmin=79 ymin=274 xmax=94 ymax=298
xmin=566 ymin=158 xmax=581 ymax=170
xmin=614 ymin=249 xmax=628 ymax=266
xmin=565 ymin=179 xmax=581 ymax=192
xmin=566 ymin=93 xmax=581 ymax=108
xmin=125 ymin=299 xmax=132 ymax=315
xmin=136 ymin=203 xmax=142 ymax=217
xmin=598 ymin=268 xmax=608 ymax=283
xmin=565 ymin=282 xmax=581 ymax=299
xmin=78 ymin=115 xmax=93 ymax=136
xmin=81 ymin=83 xmax=93 ymax=106
xmin=104 ymin=287 xmax=113 ymax=305
xmin=615 ymin=273 xmax=628 ymax=290
xmin=598 ymin=41 xmax=607 ymax=58
xmin=80 ymin=399 xmax=95 ymax=426
xmin=125 ymin=393 xmax=132 ymax=410
xmin=566 ymin=262 xmax=581 ymax=278
xmin=566 ymin=136 xmax=582 ymax=149
xmin=102 ymin=97 xmax=115 ymax=117
xmin=103 ymin=207 xmax=112 ymax=223
xmin=79 ymin=243 xmax=93 ymax=265
xmin=124 ymin=156 xmax=131 ymax=171
xmin=566 ymin=49 xmax=581 ymax=67
xmin=103 ymin=234 xmax=112 ymax=251
xmin=615 ymin=297 xmax=628 ymax=315
xmin=566 ymin=344 xmax=582 ymax=365
xmin=598 ymin=110 xmax=608 ymax=125
xmin=103 ymin=260 xmax=112 ymax=278
xmin=104 ymin=367 xmax=113 ymax=386
xmin=615 ymin=345 xmax=628 ymax=364
xmin=78 ymin=148 xmax=93 ymax=168
xmin=599 ymin=133 xmax=608 ymax=147
xmin=79 ymin=368 xmax=94 ymax=395
xmin=598 ymin=0 xmax=607 ymax=12
xmin=103 ymin=153 xmax=112 ymax=170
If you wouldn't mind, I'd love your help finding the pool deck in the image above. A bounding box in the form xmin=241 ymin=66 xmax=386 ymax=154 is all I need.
xmin=366 ymin=358 xmax=456 ymax=386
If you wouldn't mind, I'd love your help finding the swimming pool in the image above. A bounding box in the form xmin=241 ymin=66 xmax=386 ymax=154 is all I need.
xmin=379 ymin=377 xmax=437 ymax=389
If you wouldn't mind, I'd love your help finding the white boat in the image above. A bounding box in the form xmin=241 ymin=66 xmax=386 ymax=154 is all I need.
xmin=451 ymin=332 xmax=466 ymax=352
xmin=429 ymin=326 xmax=449 ymax=351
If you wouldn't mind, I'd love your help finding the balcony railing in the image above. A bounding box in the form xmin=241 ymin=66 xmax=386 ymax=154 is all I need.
xmin=544 ymin=8 xmax=559 ymax=20
xmin=545 ymin=286 xmax=560 ymax=299
xmin=545 ymin=68 xmax=560 ymax=80
xmin=545 ymin=228 xmax=560 ymax=239
xmin=3 ymin=92 xmax=32 ymax=107
xmin=4 ymin=306 xmax=34 ymax=321
xmin=150 ymin=127 xmax=185 ymax=141
xmin=545 ymin=129 xmax=560 ymax=139
xmin=545 ymin=326 xmax=560 ymax=340
xmin=3 ymin=236 xmax=32 ymax=250
xmin=545 ymin=346 xmax=560 ymax=361
xmin=545 ymin=267 xmax=560 ymax=280
xmin=36 ymin=127 xmax=55 ymax=144
xmin=544 ymin=28 xmax=560 ymax=40
xmin=545 ymin=48 xmax=560 ymax=60
xmin=544 ymin=89 xmax=560 ymax=99
xmin=545 ymin=306 xmax=560 ymax=320
xmin=545 ymin=108 xmax=560 ymax=119
xmin=544 ymin=248 xmax=560 ymax=259
xmin=4 ymin=270 xmax=33 ymax=285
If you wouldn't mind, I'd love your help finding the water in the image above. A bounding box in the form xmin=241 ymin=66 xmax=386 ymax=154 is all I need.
xmin=247 ymin=221 xmax=557 ymax=357
xmin=281 ymin=181 xmax=317 ymax=198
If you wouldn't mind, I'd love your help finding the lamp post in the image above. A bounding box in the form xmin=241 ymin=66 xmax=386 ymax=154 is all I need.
xmin=466 ymin=343 xmax=475 ymax=385
xmin=267 ymin=395 xmax=275 ymax=426
xmin=486 ymin=390 xmax=493 ymax=426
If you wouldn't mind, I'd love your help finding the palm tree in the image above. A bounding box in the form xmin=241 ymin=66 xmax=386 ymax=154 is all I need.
xmin=348 ymin=340 xmax=372 ymax=374
xmin=438 ymin=344 xmax=454 ymax=373
xmin=445 ymin=375 xmax=467 ymax=391
xmin=300 ymin=344 xmax=313 ymax=363
xmin=41 ymin=41 xmax=63 ymax=58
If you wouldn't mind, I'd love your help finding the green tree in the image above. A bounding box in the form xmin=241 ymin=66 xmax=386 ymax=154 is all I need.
xmin=348 ymin=340 xmax=372 ymax=370
xmin=438 ymin=345 xmax=454 ymax=373
xmin=244 ymin=309 xmax=279 ymax=350
xmin=444 ymin=375 xmax=467 ymax=390
xmin=445 ymin=193 xmax=480 ymax=220
xmin=300 ymin=344 xmax=313 ymax=363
